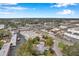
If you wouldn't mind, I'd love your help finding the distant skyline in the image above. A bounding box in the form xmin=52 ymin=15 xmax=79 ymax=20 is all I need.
xmin=0 ymin=3 xmax=79 ymax=18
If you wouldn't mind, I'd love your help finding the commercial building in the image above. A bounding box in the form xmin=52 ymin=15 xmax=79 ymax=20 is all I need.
xmin=64 ymin=27 xmax=79 ymax=42
xmin=0 ymin=24 xmax=5 ymax=29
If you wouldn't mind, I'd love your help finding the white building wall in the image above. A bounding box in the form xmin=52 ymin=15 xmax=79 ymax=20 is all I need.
xmin=0 ymin=24 xmax=5 ymax=29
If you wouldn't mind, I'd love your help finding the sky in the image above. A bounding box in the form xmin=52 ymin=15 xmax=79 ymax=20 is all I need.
xmin=0 ymin=3 xmax=79 ymax=18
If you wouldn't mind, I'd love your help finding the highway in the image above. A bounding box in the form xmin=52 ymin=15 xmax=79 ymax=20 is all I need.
xmin=8 ymin=33 xmax=26 ymax=56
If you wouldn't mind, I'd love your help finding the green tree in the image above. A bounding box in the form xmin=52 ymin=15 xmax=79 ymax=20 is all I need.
xmin=0 ymin=41 xmax=4 ymax=49
xmin=63 ymin=43 xmax=79 ymax=56
xmin=44 ymin=49 xmax=54 ymax=56
xmin=44 ymin=35 xmax=53 ymax=47
xmin=32 ymin=36 xmax=40 ymax=44
xmin=59 ymin=42 xmax=79 ymax=56
xmin=17 ymin=38 xmax=39 ymax=56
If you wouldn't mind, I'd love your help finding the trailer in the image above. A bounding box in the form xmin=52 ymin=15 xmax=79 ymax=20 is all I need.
xmin=10 ymin=34 xmax=17 ymax=47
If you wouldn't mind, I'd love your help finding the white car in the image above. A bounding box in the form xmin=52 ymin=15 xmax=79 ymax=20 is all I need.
xmin=17 ymin=38 xmax=20 ymax=41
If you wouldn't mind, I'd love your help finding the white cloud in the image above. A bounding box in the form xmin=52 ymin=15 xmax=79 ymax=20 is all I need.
xmin=0 ymin=12 xmax=14 ymax=14
xmin=53 ymin=3 xmax=77 ymax=7
xmin=0 ymin=3 xmax=17 ymax=6
xmin=57 ymin=9 xmax=74 ymax=15
xmin=4 ymin=6 xmax=28 ymax=10
xmin=0 ymin=3 xmax=28 ymax=11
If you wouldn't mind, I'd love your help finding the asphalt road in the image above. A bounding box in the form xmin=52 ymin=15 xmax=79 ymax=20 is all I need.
xmin=8 ymin=33 xmax=26 ymax=56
